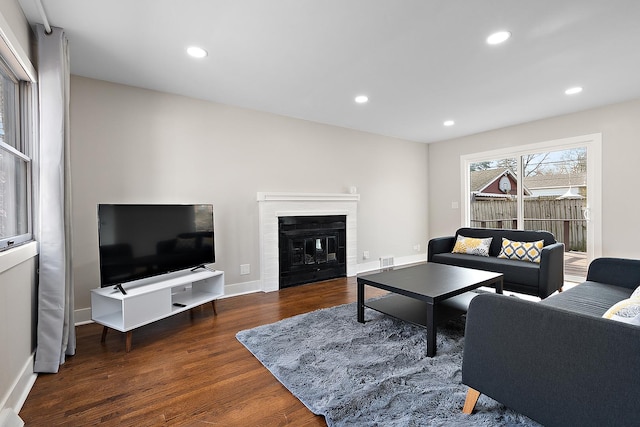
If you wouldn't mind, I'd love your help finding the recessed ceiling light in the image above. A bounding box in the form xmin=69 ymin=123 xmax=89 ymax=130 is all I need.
xmin=355 ymin=95 xmax=369 ymax=104
xmin=187 ymin=46 xmax=208 ymax=58
xmin=443 ymin=120 xmax=455 ymax=127
xmin=487 ymin=31 xmax=511 ymax=45
xmin=565 ymin=86 xmax=583 ymax=95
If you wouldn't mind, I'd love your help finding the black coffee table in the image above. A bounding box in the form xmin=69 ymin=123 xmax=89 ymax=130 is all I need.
xmin=357 ymin=263 xmax=503 ymax=357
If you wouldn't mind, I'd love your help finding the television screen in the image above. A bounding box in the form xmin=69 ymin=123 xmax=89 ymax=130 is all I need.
xmin=97 ymin=204 xmax=215 ymax=287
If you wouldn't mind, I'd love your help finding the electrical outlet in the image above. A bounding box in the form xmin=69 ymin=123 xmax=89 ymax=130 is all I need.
xmin=363 ymin=251 xmax=370 ymax=260
xmin=240 ymin=264 xmax=250 ymax=275
xmin=414 ymin=244 xmax=421 ymax=252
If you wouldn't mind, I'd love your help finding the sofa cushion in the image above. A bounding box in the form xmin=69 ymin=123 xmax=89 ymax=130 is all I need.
xmin=431 ymin=252 xmax=540 ymax=288
xmin=540 ymin=280 xmax=634 ymax=317
xmin=497 ymin=238 xmax=544 ymax=263
xmin=451 ymin=235 xmax=492 ymax=257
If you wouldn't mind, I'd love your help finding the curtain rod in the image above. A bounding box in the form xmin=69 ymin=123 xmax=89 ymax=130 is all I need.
xmin=34 ymin=0 xmax=52 ymax=34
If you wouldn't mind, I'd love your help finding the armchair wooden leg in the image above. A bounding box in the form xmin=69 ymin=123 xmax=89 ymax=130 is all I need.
xmin=463 ymin=388 xmax=481 ymax=414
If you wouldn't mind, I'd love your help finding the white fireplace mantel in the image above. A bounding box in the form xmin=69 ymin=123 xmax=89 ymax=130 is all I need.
xmin=257 ymin=192 xmax=359 ymax=292
xmin=257 ymin=192 xmax=360 ymax=202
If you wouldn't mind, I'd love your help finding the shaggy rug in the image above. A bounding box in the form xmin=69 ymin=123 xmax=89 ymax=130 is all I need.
xmin=236 ymin=301 xmax=541 ymax=426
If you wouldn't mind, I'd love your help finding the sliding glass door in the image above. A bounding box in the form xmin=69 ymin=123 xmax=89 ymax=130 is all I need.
xmin=462 ymin=135 xmax=601 ymax=281
xmin=469 ymin=157 xmax=518 ymax=230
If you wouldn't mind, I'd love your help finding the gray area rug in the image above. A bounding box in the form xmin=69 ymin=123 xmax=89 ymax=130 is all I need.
xmin=236 ymin=301 xmax=541 ymax=426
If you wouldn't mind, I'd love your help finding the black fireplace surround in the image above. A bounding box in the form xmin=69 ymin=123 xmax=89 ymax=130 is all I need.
xmin=278 ymin=215 xmax=347 ymax=288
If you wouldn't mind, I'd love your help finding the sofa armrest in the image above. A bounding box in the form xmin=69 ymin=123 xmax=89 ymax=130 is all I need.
xmin=587 ymin=257 xmax=640 ymax=290
xmin=538 ymin=242 xmax=564 ymax=298
xmin=427 ymin=236 xmax=455 ymax=262
xmin=462 ymin=293 xmax=640 ymax=427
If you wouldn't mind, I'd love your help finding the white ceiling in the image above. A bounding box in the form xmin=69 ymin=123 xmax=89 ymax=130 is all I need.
xmin=17 ymin=0 xmax=640 ymax=143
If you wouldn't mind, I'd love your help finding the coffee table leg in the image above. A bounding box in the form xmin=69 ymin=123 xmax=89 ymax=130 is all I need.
xmin=426 ymin=302 xmax=436 ymax=357
xmin=357 ymin=279 xmax=365 ymax=323
xmin=496 ymin=277 xmax=504 ymax=294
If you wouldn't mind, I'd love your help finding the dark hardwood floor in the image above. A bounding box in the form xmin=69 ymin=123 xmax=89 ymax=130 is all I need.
xmin=19 ymin=277 xmax=387 ymax=426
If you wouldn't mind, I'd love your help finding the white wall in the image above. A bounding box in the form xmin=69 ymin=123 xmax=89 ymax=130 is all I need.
xmin=0 ymin=0 xmax=30 ymax=55
xmin=0 ymin=246 xmax=38 ymax=414
xmin=428 ymin=97 xmax=640 ymax=259
xmin=0 ymin=0 xmax=37 ymax=418
xmin=70 ymin=76 xmax=429 ymax=314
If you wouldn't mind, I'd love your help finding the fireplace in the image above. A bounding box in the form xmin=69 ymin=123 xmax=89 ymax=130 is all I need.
xmin=278 ymin=215 xmax=346 ymax=288
xmin=257 ymin=192 xmax=359 ymax=292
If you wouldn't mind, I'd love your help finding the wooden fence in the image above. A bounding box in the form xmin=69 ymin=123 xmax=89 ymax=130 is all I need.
xmin=470 ymin=198 xmax=586 ymax=251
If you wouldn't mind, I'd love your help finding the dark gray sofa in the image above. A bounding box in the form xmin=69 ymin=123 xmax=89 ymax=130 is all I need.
xmin=428 ymin=227 xmax=564 ymax=299
xmin=461 ymin=257 xmax=640 ymax=427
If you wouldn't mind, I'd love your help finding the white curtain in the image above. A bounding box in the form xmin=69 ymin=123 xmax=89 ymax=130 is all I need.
xmin=33 ymin=25 xmax=76 ymax=373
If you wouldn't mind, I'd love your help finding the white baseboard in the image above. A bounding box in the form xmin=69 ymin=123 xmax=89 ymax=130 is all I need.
xmin=74 ymin=307 xmax=93 ymax=325
xmin=357 ymin=259 xmax=383 ymax=273
xmin=357 ymin=253 xmax=427 ymax=274
xmin=0 ymin=409 xmax=24 ymax=427
xmin=219 ymin=280 xmax=262 ymax=298
xmin=1 ymin=353 xmax=36 ymax=419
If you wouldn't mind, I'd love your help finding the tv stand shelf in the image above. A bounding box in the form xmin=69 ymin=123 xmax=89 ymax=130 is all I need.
xmin=91 ymin=268 xmax=224 ymax=352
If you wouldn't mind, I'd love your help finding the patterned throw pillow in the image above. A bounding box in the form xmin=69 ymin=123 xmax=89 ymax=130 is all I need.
xmin=451 ymin=235 xmax=492 ymax=257
xmin=603 ymin=297 xmax=640 ymax=325
xmin=497 ymin=237 xmax=544 ymax=263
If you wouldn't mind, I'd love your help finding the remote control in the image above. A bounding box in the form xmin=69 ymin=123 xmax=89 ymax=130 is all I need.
xmin=173 ymin=302 xmax=186 ymax=307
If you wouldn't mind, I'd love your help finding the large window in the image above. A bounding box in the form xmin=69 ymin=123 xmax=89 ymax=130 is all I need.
xmin=0 ymin=59 xmax=31 ymax=251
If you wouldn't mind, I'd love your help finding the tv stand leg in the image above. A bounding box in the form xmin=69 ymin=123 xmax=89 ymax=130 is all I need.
xmin=100 ymin=327 xmax=133 ymax=353
xmin=125 ymin=331 xmax=133 ymax=352
xmin=211 ymin=300 xmax=217 ymax=315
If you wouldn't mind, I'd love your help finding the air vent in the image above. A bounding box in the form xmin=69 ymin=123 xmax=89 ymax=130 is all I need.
xmin=380 ymin=256 xmax=394 ymax=269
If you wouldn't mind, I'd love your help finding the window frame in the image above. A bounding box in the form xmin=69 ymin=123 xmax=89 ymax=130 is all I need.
xmin=460 ymin=133 xmax=603 ymax=269
xmin=0 ymin=53 xmax=33 ymax=251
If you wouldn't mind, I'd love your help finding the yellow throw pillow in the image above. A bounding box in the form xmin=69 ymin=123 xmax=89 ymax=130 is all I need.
xmin=451 ymin=236 xmax=492 ymax=257
xmin=497 ymin=237 xmax=544 ymax=263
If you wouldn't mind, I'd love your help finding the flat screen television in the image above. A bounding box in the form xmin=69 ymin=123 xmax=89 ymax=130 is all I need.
xmin=97 ymin=204 xmax=215 ymax=287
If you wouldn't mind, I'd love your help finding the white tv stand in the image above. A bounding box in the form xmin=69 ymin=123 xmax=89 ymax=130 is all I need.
xmin=91 ymin=268 xmax=224 ymax=352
